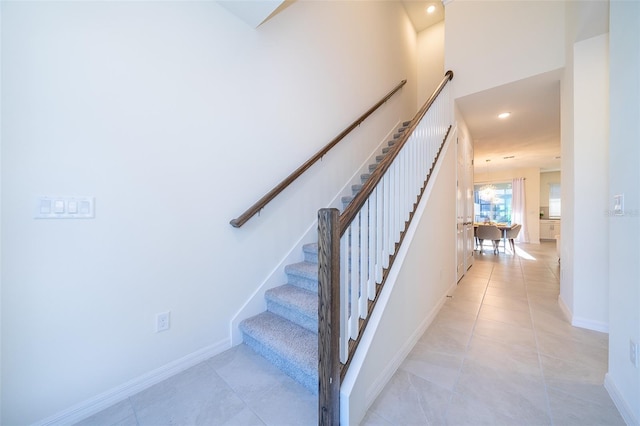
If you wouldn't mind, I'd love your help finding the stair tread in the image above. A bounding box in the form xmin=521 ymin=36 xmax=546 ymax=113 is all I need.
xmin=240 ymin=312 xmax=318 ymax=377
xmin=266 ymin=284 xmax=318 ymax=318
xmin=302 ymin=243 xmax=318 ymax=264
xmin=285 ymin=261 xmax=317 ymax=280
xmin=302 ymin=243 xmax=317 ymax=254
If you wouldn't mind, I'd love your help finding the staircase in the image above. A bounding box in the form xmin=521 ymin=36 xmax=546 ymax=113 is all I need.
xmin=239 ymin=121 xmax=411 ymax=394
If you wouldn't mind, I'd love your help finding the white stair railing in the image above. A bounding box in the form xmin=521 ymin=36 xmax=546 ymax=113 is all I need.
xmin=337 ymin=86 xmax=451 ymax=362
xmin=318 ymin=71 xmax=454 ymax=426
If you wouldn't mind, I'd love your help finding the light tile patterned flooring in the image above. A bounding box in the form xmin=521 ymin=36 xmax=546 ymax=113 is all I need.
xmin=78 ymin=242 xmax=624 ymax=425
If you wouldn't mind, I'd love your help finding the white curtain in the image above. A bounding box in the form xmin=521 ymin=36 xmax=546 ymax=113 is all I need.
xmin=512 ymin=178 xmax=528 ymax=243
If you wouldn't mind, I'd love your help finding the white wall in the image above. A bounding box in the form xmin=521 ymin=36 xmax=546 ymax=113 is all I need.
xmin=565 ymin=33 xmax=609 ymax=332
xmin=539 ymin=171 xmax=561 ymax=209
xmin=474 ymin=167 xmax=541 ymax=243
xmin=606 ymin=1 xmax=640 ymax=423
xmin=341 ymin=128 xmax=457 ymax=425
xmin=559 ymin=4 xmax=577 ymax=332
xmin=417 ymin=21 xmax=445 ymax=109
xmin=0 ymin=2 xmax=418 ymax=423
xmin=444 ymin=0 xmax=565 ymax=100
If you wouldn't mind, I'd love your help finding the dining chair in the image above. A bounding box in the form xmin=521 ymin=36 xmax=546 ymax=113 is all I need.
xmin=475 ymin=225 xmax=502 ymax=254
xmin=505 ymin=224 xmax=522 ymax=253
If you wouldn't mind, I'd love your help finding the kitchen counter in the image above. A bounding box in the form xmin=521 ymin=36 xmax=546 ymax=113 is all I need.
xmin=540 ymin=219 xmax=560 ymax=240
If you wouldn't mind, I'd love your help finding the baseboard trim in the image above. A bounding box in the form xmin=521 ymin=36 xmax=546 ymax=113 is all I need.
xmin=557 ymin=295 xmax=609 ymax=333
xmin=557 ymin=294 xmax=572 ymax=323
xmin=34 ymin=339 xmax=231 ymax=426
xmin=604 ymin=373 xmax=639 ymax=425
xmin=363 ymin=292 xmax=448 ymax=404
xmin=571 ymin=316 xmax=609 ymax=333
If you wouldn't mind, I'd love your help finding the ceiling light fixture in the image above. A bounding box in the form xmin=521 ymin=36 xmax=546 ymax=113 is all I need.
xmin=426 ymin=5 xmax=436 ymax=14
xmin=479 ymin=159 xmax=498 ymax=205
xmin=498 ymin=112 xmax=511 ymax=119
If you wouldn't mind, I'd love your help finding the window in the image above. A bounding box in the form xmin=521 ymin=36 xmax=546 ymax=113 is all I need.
xmin=474 ymin=182 xmax=512 ymax=224
xmin=549 ymin=183 xmax=561 ymax=218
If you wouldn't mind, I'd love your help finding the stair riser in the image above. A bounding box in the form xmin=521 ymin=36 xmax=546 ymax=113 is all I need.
xmin=266 ymin=300 xmax=317 ymax=333
xmin=303 ymin=251 xmax=318 ymax=264
xmin=285 ymin=274 xmax=318 ymax=292
xmin=302 ymin=244 xmax=318 ymax=264
xmin=242 ymin=334 xmax=318 ymax=395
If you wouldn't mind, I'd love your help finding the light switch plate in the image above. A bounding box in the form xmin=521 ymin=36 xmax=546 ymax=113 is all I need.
xmin=614 ymin=194 xmax=624 ymax=216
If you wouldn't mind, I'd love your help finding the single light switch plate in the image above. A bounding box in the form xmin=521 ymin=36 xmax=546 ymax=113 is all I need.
xmin=614 ymin=194 xmax=624 ymax=216
xmin=35 ymin=196 xmax=95 ymax=219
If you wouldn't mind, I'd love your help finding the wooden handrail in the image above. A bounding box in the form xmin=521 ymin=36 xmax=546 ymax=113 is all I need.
xmin=229 ymin=79 xmax=407 ymax=228
xmin=339 ymin=70 xmax=453 ymax=233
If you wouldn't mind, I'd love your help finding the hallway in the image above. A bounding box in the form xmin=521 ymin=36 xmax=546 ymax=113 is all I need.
xmin=363 ymin=241 xmax=623 ymax=425
xmin=77 ymin=242 xmax=623 ymax=425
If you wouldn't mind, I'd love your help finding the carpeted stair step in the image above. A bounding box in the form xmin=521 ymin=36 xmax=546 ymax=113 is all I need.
xmin=302 ymin=243 xmax=318 ymax=264
xmin=239 ymin=311 xmax=318 ymax=394
xmin=285 ymin=261 xmax=318 ymax=292
xmin=240 ymin=118 xmax=414 ymax=396
xmin=265 ymin=284 xmax=318 ymax=332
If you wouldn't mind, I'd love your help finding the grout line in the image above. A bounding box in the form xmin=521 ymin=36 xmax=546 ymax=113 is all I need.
xmin=521 ymin=246 xmax=556 ymax=426
xmin=441 ymin=260 xmax=493 ymax=423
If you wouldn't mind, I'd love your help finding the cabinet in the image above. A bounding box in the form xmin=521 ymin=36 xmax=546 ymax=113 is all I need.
xmin=540 ymin=220 xmax=560 ymax=240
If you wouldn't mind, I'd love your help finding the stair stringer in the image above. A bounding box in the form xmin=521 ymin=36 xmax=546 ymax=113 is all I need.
xmin=340 ymin=127 xmax=459 ymax=425
xmin=230 ymin=120 xmax=407 ymax=345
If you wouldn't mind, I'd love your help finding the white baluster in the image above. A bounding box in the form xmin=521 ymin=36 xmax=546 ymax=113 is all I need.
xmin=382 ymin=173 xmax=390 ymax=269
xmin=375 ymin=183 xmax=384 ymax=281
xmin=350 ymin=216 xmax=360 ymax=340
xmin=368 ymin=191 xmax=377 ymax=296
xmin=359 ymin=203 xmax=368 ymax=319
xmin=340 ymin=230 xmax=349 ymax=363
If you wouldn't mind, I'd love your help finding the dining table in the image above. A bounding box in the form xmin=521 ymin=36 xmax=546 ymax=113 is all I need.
xmin=473 ymin=222 xmax=516 ymax=253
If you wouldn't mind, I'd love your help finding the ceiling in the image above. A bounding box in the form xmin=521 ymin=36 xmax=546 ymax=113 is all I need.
xmin=402 ymin=0 xmax=562 ymax=175
xmin=401 ymin=0 xmax=445 ymax=33
xmin=456 ymin=71 xmax=562 ymax=174
xmin=400 ymin=1 xmax=611 ymax=176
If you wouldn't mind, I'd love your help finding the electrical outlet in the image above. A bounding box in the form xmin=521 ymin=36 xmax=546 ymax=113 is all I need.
xmin=630 ymin=340 xmax=638 ymax=367
xmin=156 ymin=311 xmax=170 ymax=333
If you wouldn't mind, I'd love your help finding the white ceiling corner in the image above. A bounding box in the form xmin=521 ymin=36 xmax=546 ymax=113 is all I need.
xmin=217 ymin=0 xmax=285 ymax=28
xmin=400 ymin=0 xmax=445 ymax=33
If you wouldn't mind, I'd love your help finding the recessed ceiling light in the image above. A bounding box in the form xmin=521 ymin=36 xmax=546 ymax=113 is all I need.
xmin=498 ymin=112 xmax=511 ymax=119
xmin=426 ymin=5 xmax=436 ymax=14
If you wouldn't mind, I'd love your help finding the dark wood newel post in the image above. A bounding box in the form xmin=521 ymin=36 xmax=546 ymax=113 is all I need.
xmin=318 ymin=208 xmax=341 ymax=426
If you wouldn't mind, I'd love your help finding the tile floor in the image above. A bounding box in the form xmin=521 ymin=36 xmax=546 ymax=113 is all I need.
xmin=77 ymin=242 xmax=624 ymax=426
